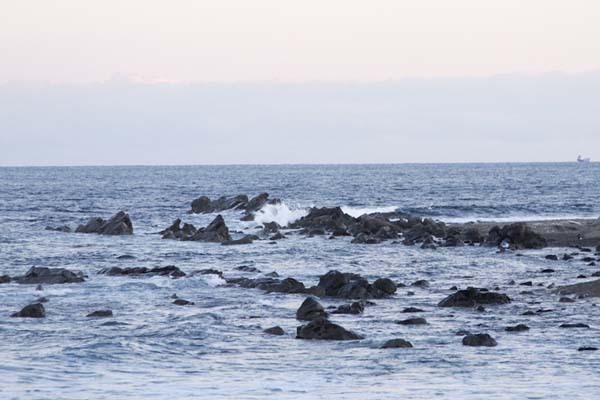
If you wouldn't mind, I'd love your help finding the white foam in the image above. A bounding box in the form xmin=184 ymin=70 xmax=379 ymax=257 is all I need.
xmin=253 ymin=202 xmax=308 ymax=226
xmin=341 ymin=206 xmax=398 ymax=218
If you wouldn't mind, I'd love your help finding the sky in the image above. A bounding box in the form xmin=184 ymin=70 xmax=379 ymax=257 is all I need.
xmin=1 ymin=1 xmax=599 ymax=165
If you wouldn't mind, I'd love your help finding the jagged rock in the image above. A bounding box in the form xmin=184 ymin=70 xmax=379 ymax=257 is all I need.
xmin=505 ymin=324 xmax=529 ymax=332
xmin=462 ymin=333 xmax=497 ymax=347
xmin=98 ymin=265 xmax=185 ymax=278
xmin=438 ymin=287 xmax=511 ymax=307
xmin=76 ymin=211 xmax=133 ymax=235
xmin=190 ymin=194 xmax=248 ymax=214
xmin=86 ymin=310 xmax=113 ymax=318
xmin=191 ymin=215 xmax=231 ymax=243
xmin=296 ymin=317 xmax=363 ymax=340
xmin=263 ymin=326 xmax=285 ymax=335
xmin=11 ymin=303 xmax=45 ymax=318
xmin=13 ymin=267 xmax=85 ymax=285
xmin=381 ymin=339 xmax=413 ymax=349
xmin=173 ymin=299 xmax=194 ymax=306
xmin=289 ymin=207 xmax=356 ymax=234
xmin=485 ymin=223 xmax=546 ymax=249
xmin=296 ymin=297 xmax=328 ymax=321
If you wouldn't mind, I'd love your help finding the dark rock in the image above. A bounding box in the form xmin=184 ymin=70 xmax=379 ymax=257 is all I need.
xmin=117 ymin=254 xmax=136 ymax=260
xmin=505 ymin=324 xmax=530 ymax=332
xmin=381 ymin=339 xmax=413 ymax=349
xmin=190 ymin=196 xmax=213 ymax=213
xmin=557 ymin=279 xmax=600 ymax=297
xmin=222 ymin=235 xmax=255 ymax=246
xmin=463 ymin=228 xmax=484 ymax=243
xmin=0 ymin=275 xmax=11 ymax=284
xmin=191 ymin=215 xmax=231 ymax=243
xmin=485 ymin=223 xmax=547 ymax=249
xmin=263 ymin=326 xmax=285 ymax=335
xmin=444 ymin=235 xmax=464 ymax=247
xmin=545 ymin=254 xmax=558 ymax=260
xmin=559 ymin=323 xmax=590 ymax=328
xmin=289 ymin=207 xmax=356 ymax=234
xmin=13 ymin=267 xmax=85 ymax=285
xmin=578 ymin=346 xmax=598 ymax=351
xmin=462 ymin=333 xmax=497 ymax=347
xmin=296 ymin=297 xmax=328 ymax=321
xmin=331 ymin=301 xmax=365 ymax=315
xmin=191 ymin=194 xmax=248 ymax=214
xmin=245 ymin=193 xmax=270 ymax=213
xmin=476 ymin=305 xmax=486 ymax=312
xmin=45 ymin=225 xmax=72 ymax=233
xmin=540 ymin=268 xmax=555 ymax=273
xmin=173 ymin=299 xmax=194 ymax=306
xmin=76 ymin=211 xmax=133 ymax=235
xmin=235 ymin=266 xmax=261 ymax=273
xmin=11 ymin=303 xmax=45 ymax=318
xmin=402 ymin=307 xmax=424 ymax=313
xmin=520 ymin=281 xmax=533 ymax=286
xmin=581 ymin=257 xmax=595 ymax=262
xmin=86 ymin=310 xmax=113 ymax=318
xmin=269 ymin=232 xmax=286 ymax=240
xmin=563 ymin=254 xmax=574 ymax=261
xmin=438 ymin=287 xmax=511 ymax=307
xmin=411 ymin=279 xmax=430 ymax=288
xmin=296 ymin=317 xmax=363 ymax=341
xmin=191 ymin=268 xmax=223 ymax=277
xmin=372 ymin=278 xmax=397 ymax=295
xmin=98 ymin=265 xmax=185 ymax=278
xmin=396 ymin=317 xmax=427 ymax=325
xmin=37 ymin=297 xmax=48 ymax=303
xmin=559 ymin=297 xmax=575 ymax=303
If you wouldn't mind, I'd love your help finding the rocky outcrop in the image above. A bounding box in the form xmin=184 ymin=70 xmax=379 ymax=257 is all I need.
xmin=462 ymin=333 xmax=497 ymax=347
xmin=98 ymin=265 xmax=185 ymax=278
xmin=13 ymin=267 xmax=85 ymax=285
xmin=438 ymin=287 xmax=511 ymax=307
xmin=76 ymin=211 xmax=133 ymax=235
xmin=190 ymin=194 xmax=248 ymax=214
xmin=296 ymin=317 xmax=363 ymax=341
xmin=11 ymin=303 xmax=45 ymax=318
xmin=225 ymin=276 xmax=317 ymax=295
xmin=296 ymin=297 xmax=328 ymax=321
xmin=160 ymin=215 xmax=231 ymax=243
xmin=484 ymin=223 xmax=547 ymax=249
xmin=289 ymin=207 xmax=357 ymax=235
xmin=557 ymin=279 xmax=600 ymax=297
xmin=317 ymin=270 xmax=396 ymax=299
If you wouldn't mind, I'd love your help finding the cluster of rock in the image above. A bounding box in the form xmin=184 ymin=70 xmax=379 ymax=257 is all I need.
xmin=190 ymin=193 xmax=280 ymax=220
xmin=98 ymin=265 xmax=186 ymax=279
xmin=160 ymin=215 xmax=232 ymax=243
xmin=294 ymin=297 xmax=364 ymax=340
xmin=45 ymin=211 xmax=133 ymax=235
xmin=1 ymin=267 xmax=85 ymax=285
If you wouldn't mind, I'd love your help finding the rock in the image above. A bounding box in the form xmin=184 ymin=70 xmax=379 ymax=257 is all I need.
xmin=438 ymin=287 xmax=511 ymax=307
xmin=545 ymin=254 xmax=558 ymax=260
xmin=463 ymin=228 xmax=484 ymax=243
xmin=381 ymin=339 xmax=413 ymax=349
xmin=117 ymin=255 xmax=136 ymax=260
xmin=13 ymin=267 xmax=85 ymax=285
xmin=411 ymin=279 xmax=430 ymax=288
xmin=476 ymin=305 xmax=486 ymax=312
xmin=581 ymin=257 xmax=595 ymax=262
xmin=331 ymin=301 xmax=365 ymax=315
xmin=444 ymin=235 xmax=464 ymax=247
xmin=262 ymin=222 xmax=282 ymax=233
xmin=173 ymin=299 xmax=194 ymax=306
xmin=289 ymin=207 xmax=356 ymax=234
xmin=396 ymin=317 xmax=427 ymax=325
xmin=190 ymin=196 xmax=213 ymax=213
xmin=235 ymin=266 xmax=261 ymax=273
xmin=485 ymin=223 xmax=547 ymax=249
xmin=559 ymin=323 xmax=590 ymax=328
xmin=402 ymin=307 xmax=424 ymax=313
xmin=559 ymin=297 xmax=575 ymax=303
xmin=245 ymin=193 xmax=270 ymax=213
xmin=578 ymin=346 xmax=598 ymax=351
xmin=540 ymin=268 xmax=555 ymax=273
xmin=86 ymin=310 xmax=113 ymax=318
xmin=563 ymin=254 xmax=574 ymax=261
xmin=37 ymin=297 xmax=49 ymax=303
xmin=190 ymin=194 xmax=248 ymax=214
xmin=462 ymin=333 xmax=497 ymax=347
xmin=296 ymin=318 xmax=363 ymax=341
xmin=222 ymin=235 xmax=255 ymax=246
xmin=45 ymin=225 xmax=72 ymax=233
xmin=557 ymin=279 xmax=600 ymax=297
xmin=296 ymin=297 xmax=328 ymax=321
xmin=190 ymin=268 xmax=224 ymax=278
xmin=98 ymin=265 xmax=185 ymax=278
xmin=505 ymin=324 xmax=530 ymax=332
xmin=11 ymin=303 xmax=45 ymax=318
xmin=372 ymin=278 xmax=397 ymax=295
xmin=75 ymin=211 xmax=133 ymax=235
xmin=269 ymin=232 xmax=286 ymax=240
xmin=520 ymin=281 xmax=533 ymax=286
xmin=191 ymin=215 xmax=232 ymax=243
xmin=263 ymin=326 xmax=285 ymax=335
xmin=0 ymin=275 xmax=11 ymax=284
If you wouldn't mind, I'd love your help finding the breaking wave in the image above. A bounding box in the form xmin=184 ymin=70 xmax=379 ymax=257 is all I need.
xmin=253 ymin=202 xmax=308 ymax=226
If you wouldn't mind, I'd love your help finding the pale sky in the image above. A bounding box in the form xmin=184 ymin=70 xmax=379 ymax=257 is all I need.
xmin=1 ymin=1 xmax=599 ymax=165
xmin=2 ymin=0 xmax=600 ymax=83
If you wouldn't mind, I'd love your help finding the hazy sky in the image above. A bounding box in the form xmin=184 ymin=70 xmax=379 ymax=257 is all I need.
xmin=1 ymin=1 xmax=599 ymax=165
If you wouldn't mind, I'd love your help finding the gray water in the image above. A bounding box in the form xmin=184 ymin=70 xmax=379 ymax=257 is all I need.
xmin=1 ymin=164 xmax=599 ymax=399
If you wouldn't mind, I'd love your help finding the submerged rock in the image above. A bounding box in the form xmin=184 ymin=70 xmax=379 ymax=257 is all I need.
xmin=396 ymin=317 xmax=427 ymax=325
xmin=505 ymin=324 xmax=530 ymax=332
xmin=559 ymin=323 xmax=590 ymax=329
xmin=45 ymin=225 xmax=72 ymax=233
xmin=381 ymin=339 xmax=413 ymax=349
xmin=438 ymin=287 xmax=511 ymax=307
xmin=98 ymin=265 xmax=185 ymax=278
xmin=462 ymin=333 xmax=497 ymax=347
xmin=173 ymin=299 xmax=194 ymax=306
xmin=13 ymin=267 xmax=85 ymax=285
xmin=75 ymin=211 xmax=133 ymax=235
xmin=557 ymin=279 xmax=600 ymax=297
xmin=296 ymin=317 xmax=363 ymax=341
xmin=263 ymin=326 xmax=285 ymax=335
xmin=11 ymin=303 xmax=45 ymax=318
xmin=86 ymin=310 xmax=113 ymax=318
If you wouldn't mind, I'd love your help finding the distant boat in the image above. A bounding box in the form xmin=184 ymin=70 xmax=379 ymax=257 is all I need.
xmin=577 ymin=155 xmax=591 ymax=163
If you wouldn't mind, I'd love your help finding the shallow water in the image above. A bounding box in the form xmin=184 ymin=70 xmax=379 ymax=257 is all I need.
xmin=1 ymin=164 xmax=599 ymax=399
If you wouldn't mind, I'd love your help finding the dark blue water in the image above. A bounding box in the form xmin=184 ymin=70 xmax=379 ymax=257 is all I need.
xmin=1 ymin=164 xmax=599 ymax=399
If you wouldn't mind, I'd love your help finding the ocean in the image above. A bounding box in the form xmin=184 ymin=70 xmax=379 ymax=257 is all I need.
xmin=1 ymin=163 xmax=599 ymax=399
